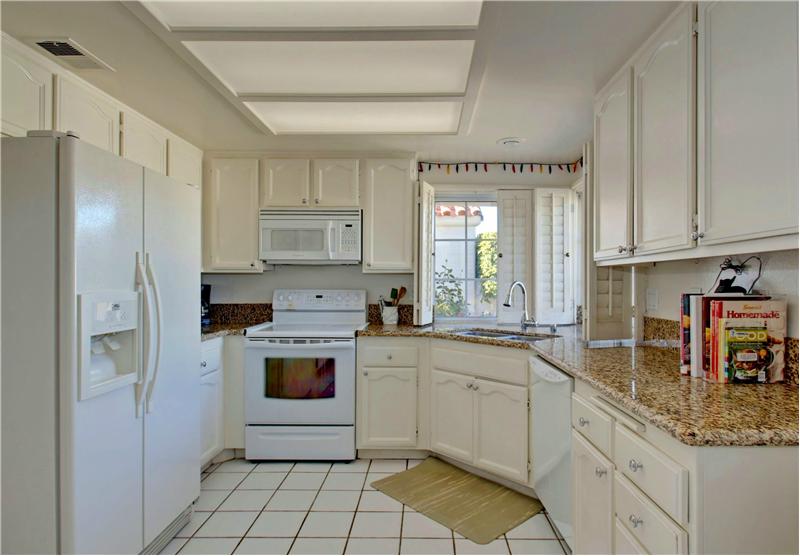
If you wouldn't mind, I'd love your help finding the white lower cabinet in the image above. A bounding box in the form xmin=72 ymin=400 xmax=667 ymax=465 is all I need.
xmin=358 ymin=367 xmax=417 ymax=448
xmin=614 ymin=516 xmax=648 ymax=554
xmin=200 ymin=339 xmax=224 ymax=466
xmin=430 ymin=369 xmax=475 ymax=463
xmin=473 ymin=379 xmax=528 ymax=483
xmin=572 ymin=430 xmax=614 ymax=554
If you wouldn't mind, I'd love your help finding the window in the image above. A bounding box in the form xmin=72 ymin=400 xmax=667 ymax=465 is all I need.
xmin=434 ymin=201 xmax=498 ymax=319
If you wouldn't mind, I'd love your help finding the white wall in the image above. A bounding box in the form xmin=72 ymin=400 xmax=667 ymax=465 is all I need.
xmin=640 ymin=249 xmax=799 ymax=337
xmin=202 ymin=266 xmax=413 ymax=305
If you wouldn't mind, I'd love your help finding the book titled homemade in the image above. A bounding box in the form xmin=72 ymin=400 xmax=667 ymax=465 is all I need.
xmin=707 ymin=298 xmax=786 ymax=383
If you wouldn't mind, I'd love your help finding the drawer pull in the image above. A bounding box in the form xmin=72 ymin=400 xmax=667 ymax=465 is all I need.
xmin=387 ymin=354 xmax=393 ymax=360
xmin=628 ymin=514 xmax=643 ymax=529
xmin=595 ymin=467 xmax=607 ymax=478
xmin=200 ymin=361 xmax=207 ymax=368
xmin=363 ymin=370 xmax=368 ymax=376
xmin=578 ymin=417 xmax=589 ymax=427
xmin=628 ymin=459 xmax=644 ymax=472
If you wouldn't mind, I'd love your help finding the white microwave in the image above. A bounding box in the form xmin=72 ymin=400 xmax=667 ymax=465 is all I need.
xmin=259 ymin=209 xmax=361 ymax=264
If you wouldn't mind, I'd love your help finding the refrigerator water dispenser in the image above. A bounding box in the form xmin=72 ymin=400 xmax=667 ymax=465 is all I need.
xmin=78 ymin=291 xmax=141 ymax=401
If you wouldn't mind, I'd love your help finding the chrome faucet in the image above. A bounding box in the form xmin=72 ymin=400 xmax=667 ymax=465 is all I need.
xmin=502 ymin=281 xmax=538 ymax=331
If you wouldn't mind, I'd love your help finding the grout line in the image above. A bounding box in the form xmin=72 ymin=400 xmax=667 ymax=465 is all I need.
xmin=286 ymin=463 xmax=336 ymax=554
xmin=229 ymin=464 xmax=286 ymax=555
xmin=504 ymin=534 xmax=512 ymax=555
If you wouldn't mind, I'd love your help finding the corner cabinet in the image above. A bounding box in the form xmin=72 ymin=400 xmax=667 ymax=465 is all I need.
xmin=1 ymin=38 xmax=53 ymax=137
xmin=363 ymin=159 xmax=415 ymax=273
xmin=696 ymin=1 xmax=799 ymax=245
xmin=593 ymin=67 xmax=633 ymax=261
xmin=204 ymin=158 xmax=263 ymax=272
xmin=632 ymin=4 xmax=695 ymax=256
xmin=55 ymin=76 xmax=120 ymax=154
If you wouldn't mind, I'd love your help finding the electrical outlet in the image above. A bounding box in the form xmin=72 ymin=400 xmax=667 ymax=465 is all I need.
xmin=646 ymin=288 xmax=659 ymax=312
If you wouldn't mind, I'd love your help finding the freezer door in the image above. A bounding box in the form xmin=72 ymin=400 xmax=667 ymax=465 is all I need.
xmin=143 ymin=169 xmax=201 ymax=545
xmin=63 ymin=137 xmax=145 ymax=554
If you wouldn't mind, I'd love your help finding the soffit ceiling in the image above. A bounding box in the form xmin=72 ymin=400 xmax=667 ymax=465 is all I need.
xmin=0 ymin=1 xmax=677 ymax=160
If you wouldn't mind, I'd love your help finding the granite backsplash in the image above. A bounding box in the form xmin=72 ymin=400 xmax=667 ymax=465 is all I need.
xmin=208 ymin=302 xmax=414 ymax=326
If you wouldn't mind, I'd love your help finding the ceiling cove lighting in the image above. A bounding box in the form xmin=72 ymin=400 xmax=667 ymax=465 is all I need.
xmin=183 ymin=40 xmax=475 ymax=96
xmin=243 ymin=101 xmax=463 ymax=134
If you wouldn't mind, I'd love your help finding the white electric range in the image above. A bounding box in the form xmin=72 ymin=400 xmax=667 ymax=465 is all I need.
xmin=243 ymin=289 xmax=367 ymax=460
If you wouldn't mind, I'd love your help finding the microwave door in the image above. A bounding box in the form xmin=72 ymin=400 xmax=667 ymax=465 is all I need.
xmin=261 ymin=220 xmax=330 ymax=261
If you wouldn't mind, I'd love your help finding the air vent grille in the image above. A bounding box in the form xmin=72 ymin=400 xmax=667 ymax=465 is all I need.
xmin=36 ymin=41 xmax=84 ymax=57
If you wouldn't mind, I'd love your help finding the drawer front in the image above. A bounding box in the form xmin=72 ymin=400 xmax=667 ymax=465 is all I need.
xmin=614 ymin=516 xmax=648 ymax=555
xmin=615 ymin=425 xmax=689 ymax=524
xmin=201 ymin=338 xmax=223 ymax=375
xmin=360 ymin=346 xmax=418 ymax=367
xmin=571 ymin=393 xmax=614 ymax=457
xmin=614 ymin=472 xmax=688 ymax=554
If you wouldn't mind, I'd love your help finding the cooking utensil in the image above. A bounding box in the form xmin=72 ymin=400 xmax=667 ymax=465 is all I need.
xmin=395 ymin=286 xmax=407 ymax=306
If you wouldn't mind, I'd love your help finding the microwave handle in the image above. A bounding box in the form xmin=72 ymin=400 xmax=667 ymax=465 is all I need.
xmin=328 ymin=222 xmax=336 ymax=260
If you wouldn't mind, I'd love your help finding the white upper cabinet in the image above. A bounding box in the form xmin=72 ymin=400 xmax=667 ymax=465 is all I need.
xmin=363 ymin=159 xmax=415 ymax=273
xmin=312 ymin=159 xmax=359 ymax=207
xmin=593 ymin=67 xmax=633 ymax=260
xmin=697 ymin=1 xmax=799 ymax=245
xmin=260 ymin=159 xmax=311 ymax=207
xmin=121 ymin=110 xmax=167 ymax=174
xmin=204 ymin=158 xmax=262 ymax=272
xmin=632 ymin=4 xmax=695 ymax=256
xmin=1 ymin=39 xmax=53 ymax=137
xmin=167 ymin=134 xmax=203 ymax=186
xmin=55 ymin=76 xmax=120 ymax=154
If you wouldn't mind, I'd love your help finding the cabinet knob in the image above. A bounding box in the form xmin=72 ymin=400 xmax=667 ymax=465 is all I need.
xmin=200 ymin=361 xmax=207 ymax=368
xmin=386 ymin=354 xmax=393 ymax=360
xmin=363 ymin=370 xmax=368 ymax=376
xmin=315 ymin=198 xmax=320 ymax=204
xmin=473 ymin=383 xmax=480 ymax=391
xmin=628 ymin=459 xmax=643 ymax=472
xmin=691 ymin=231 xmax=706 ymax=241
xmin=467 ymin=382 xmax=474 ymax=390
xmin=628 ymin=514 xmax=643 ymax=528
xmin=594 ymin=466 xmax=607 ymax=478
xmin=617 ymin=245 xmax=626 ymax=254
xmin=628 ymin=244 xmax=636 ymax=253
xmin=497 ymin=253 xmax=503 ymax=258
xmin=578 ymin=417 xmax=589 ymax=427
xmin=302 ymin=198 xmax=308 ymax=204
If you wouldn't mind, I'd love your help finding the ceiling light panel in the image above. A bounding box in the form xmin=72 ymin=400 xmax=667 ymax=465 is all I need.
xmin=244 ymin=101 xmax=462 ymax=134
xmin=144 ymin=1 xmax=482 ymax=29
xmin=183 ymin=40 xmax=474 ymax=95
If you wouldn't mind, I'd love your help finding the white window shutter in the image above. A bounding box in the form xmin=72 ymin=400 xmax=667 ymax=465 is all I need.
xmin=414 ymin=181 xmax=435 ymax=325
xmin=496 ymin=190 xmax=533 ymax=324
xmin=535 ymin=188 xmax=575 ymax=324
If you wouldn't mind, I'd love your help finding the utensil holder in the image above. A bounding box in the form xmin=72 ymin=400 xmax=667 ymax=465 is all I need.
xmin=381 ymin=306 xmax=399 ymax=325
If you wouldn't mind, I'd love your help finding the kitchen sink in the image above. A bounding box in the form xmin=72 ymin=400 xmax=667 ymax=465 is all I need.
xmin=453 ymin=329 xmax=556 ymax=342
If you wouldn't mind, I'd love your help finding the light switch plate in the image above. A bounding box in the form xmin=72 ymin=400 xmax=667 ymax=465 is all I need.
xmin=646 ymin=288 xmax=659 ymax=312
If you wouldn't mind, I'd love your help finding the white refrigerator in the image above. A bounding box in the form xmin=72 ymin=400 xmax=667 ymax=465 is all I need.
xmin=2 ymin=132 xmax=201 ymax=554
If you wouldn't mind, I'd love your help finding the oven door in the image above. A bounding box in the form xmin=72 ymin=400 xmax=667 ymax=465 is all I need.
xmin=259 ymin=218 xmax=332 ymax=262
xmin=244 ymin=338 xmax=355 ymax=425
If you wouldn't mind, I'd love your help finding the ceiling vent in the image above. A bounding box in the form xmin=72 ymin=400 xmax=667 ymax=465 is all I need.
xmin=34 ymin=38 xmax=115 ymax=71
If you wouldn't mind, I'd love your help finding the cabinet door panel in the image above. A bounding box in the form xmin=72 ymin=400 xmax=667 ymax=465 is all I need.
xmin=593 ymin=68 xmax=633 ymax=260
xmin=697 ymin=1 xmax=799 ymax=244
xmin=358 ymin=367 xmax=417 ymax=448
xmin=200 ymin=370 xmax=223 ymax=465
xmin=363 ymin=159 xmax=414 ymax=272
xmin=314 ymin=159 xmax=359 ymax=207
xmin=56 ymin=76 xmax=120 ymax=154
xmin=261 ymin=159 xmax=310 ymax=207
xmin=122 ymin=111 xmax=167 ymax=174
xmin=633 ymin=5 xmax=694 ymax=255
xmin=430 ymin=369 xmax=474 ymax=463
xmin=1 ymin=42 xmax=53 ymax=137
xmin=473 ymin=379 xmax=528 ymax=483
xmin=572 ymin=430 xmax=613 ymax=554
xmin=168 ymin=135 xmax=203 ymax=187
xmin=205 ymin=159 xmax=261 ymax=272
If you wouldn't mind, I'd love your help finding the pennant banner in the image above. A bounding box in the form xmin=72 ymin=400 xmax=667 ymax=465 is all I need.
xmin=418 ymin=158 xmax=583 ymax=175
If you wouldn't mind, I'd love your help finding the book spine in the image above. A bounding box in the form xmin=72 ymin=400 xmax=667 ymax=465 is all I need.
xmin=689 ymin=296 xmax=704 ymax=378
xmin=680 ymin=294 xmax=690 ymax=375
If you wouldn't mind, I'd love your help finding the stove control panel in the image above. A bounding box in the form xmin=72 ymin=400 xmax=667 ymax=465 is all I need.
xmin=273 ymin=289 xmax=367 ymax=311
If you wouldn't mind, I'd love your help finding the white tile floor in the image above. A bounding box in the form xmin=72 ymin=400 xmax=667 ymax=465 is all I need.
xmin=160 ymin=458 xmax=569 ymax=555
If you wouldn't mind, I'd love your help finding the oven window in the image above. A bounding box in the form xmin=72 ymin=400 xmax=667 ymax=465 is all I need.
xmin=264 ymin=358 xmax=335 ymax=399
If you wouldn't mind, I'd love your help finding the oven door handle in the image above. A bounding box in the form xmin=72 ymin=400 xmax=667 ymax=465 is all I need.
xmin=247 ymin=339 xmax=355 ymax=350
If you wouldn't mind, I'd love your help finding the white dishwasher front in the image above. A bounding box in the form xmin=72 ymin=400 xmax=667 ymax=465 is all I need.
xmin=530 ymin=356 xmax=574 ymax=550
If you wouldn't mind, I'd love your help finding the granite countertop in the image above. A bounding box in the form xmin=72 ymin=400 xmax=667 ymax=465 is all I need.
xmin=201 ymin=323 xmax=250 ymax=341
xmin=358 ymin=324 xmax=799 ymax=447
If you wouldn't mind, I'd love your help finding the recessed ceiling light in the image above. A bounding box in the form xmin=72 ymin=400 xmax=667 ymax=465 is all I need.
xmin=496 ymin=137 xmax=526 ymax=146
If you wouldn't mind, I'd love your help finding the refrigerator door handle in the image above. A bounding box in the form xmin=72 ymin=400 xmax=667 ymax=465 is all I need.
xmin=144 ymin=253 xmax=164 ymax=413
xmin=135 ymin=252 xmax=156 ymax=418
